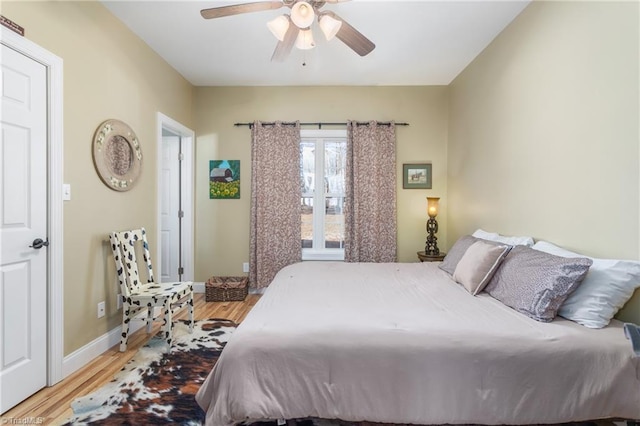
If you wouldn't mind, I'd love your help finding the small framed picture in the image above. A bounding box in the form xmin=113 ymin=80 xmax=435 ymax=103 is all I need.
xmin=403 ymin=163 xmax=432 ymax=189
xmin=210 ymin=160 xmax=240 ymax=199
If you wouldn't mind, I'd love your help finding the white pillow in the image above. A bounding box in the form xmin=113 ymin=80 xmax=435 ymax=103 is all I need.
xmin=453 ymin=240 xmax=511 ymax=295
xmin=472 ymin=229 xmax=534 ymax=247
xmin=532 ymin=240 xmax=640 ymax=328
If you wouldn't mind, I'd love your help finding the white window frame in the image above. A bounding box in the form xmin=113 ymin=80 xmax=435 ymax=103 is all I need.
xmin=301 ymin=129 xmax=347 ymax=261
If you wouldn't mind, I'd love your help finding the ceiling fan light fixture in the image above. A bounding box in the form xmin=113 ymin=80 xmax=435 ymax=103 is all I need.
xmin=295 ymin=28 xmax=316 ymax=50
xmin=267 ymin=15 xmax=290 ymax=41
xmin=291 ymin=1 xmax=315 ymax=29
xmin=319 ymin=14 xmax=342 ymax=41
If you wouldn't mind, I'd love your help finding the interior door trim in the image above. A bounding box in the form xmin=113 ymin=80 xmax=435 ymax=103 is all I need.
xmin=1 ymin=27 xmax=65 ymax=386
xmin=156 ymin=113 xmax=195 ymax=282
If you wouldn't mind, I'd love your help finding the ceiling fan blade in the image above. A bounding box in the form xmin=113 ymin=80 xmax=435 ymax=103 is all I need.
xmin=271 ymin=25 xmax=298 ymax=62
xmin=201 ymin=1 xmax=284 ymax=19
xmin=325 ymin=11 xmax=375 ymax=57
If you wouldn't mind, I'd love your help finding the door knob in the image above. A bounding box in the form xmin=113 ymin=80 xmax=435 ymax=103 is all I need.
xmin=29 ymin=238 xmax=49 ymax=249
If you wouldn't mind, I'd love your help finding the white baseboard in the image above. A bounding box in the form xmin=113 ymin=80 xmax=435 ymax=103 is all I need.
xmin=62 ymin=284 xmax=206 ymax=379
xmin=62 ymin=313 xmax=148 ymax=378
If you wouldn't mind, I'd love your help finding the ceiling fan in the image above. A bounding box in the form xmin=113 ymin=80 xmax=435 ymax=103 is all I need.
xmin=200 ymin=0 xmax=375 ymax=61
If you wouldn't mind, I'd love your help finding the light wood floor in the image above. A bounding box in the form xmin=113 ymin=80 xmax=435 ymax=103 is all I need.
xmin=3 ymin=293 xmax=260 ymax=425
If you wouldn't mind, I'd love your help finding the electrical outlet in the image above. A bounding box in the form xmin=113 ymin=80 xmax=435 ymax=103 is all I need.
xmin=243 ymin=262 xmax=249 ymax=273
xmin=97 ymin=301 xmax=106 ymax=318
xmin=116 ymin=294 xmax=122 ymax=310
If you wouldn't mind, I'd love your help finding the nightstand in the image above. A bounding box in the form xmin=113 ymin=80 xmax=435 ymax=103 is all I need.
xmin=417 ymin=251 xmax=446 ymax=262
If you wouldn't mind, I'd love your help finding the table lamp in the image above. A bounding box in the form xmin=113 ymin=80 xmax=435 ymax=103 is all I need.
xmin=425 ymin=197 xmax=440 ymax=256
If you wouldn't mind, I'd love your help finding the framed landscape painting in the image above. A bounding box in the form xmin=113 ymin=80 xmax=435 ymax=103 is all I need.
xmin=403 ymin=163 xmax=432 ymax=189
xmin=210 ymin=160 xmax=240 ymax=199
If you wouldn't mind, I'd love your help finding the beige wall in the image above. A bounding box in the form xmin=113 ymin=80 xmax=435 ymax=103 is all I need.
xmin=193 ymin=86 xmax=449 ymax=280
xmin=5 ymin=0 xmax=638 ymax=356
xmin=448 ymin=1 xmax=640 ymax=322
xmin=2 ymin=1 xmax=194 ymax=354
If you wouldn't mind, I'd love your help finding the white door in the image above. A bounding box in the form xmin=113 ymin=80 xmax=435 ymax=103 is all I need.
xmin=0 ymin=44 xmax=48 ymax=413
xmin=160 ymin=135 xmax=181 ymax=283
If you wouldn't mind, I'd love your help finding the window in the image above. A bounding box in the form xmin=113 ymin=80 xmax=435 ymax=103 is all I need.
xmin=300 ymin=129 xmax=347 ymax=261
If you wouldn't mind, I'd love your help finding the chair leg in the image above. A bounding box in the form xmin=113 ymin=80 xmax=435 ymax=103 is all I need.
xmin=146 ymin=305 xmax=153 ymax=333
xmin=120 ymin=308 xmax=131 ymax=352
xmin=163 ymin=299 xmax=173 ymax=350
xmin=189 ymin=293 xmax=194 ymax=333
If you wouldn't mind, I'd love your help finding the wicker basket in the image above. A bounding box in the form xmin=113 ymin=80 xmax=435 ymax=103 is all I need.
xmin=205 ymin=276 xmax=249 ymax=302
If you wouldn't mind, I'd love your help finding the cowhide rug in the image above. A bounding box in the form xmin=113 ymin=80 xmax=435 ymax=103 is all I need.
xmin=63 ymin=318 xmax=236 ymax=426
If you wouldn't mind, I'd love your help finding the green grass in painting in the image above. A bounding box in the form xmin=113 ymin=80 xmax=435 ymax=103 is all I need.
xmin=210 ymin=180 xmax=240 ymax=199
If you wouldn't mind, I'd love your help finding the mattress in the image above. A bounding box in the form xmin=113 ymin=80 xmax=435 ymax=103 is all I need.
xmin=196 ymin=261 xmax=640 ymax=425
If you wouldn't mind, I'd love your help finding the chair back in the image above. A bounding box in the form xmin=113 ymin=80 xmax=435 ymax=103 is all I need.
xmin=109 ymin=228 xmax=156 ymax=297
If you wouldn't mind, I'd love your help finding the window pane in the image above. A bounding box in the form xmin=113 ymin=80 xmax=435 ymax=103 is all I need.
xmin=325 ymin=196 xmax=344 ymax=249
xmin=301 ymin=197 xmax=313 ymax=248
xmin=324 ymin=141 xmax=346 ymax=195
xmin=300 ymin=142 xmax=315 ymax=195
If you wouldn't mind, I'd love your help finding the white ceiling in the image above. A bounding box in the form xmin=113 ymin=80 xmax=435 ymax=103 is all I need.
xmin=102 ymin=0 xmax=530 ymax=87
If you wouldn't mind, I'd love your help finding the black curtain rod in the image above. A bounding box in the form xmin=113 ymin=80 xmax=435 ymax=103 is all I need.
xmin=234 ymin=121 xmax=409 ymax=129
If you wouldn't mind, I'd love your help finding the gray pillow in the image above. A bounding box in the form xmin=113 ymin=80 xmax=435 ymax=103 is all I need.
xmin=484 ymin=245 xmax=593 ymax=322
xmin=440 ymin=235 xmax=510 ymax=275
xmin=439 ymin=235 xmax=479 ymax=275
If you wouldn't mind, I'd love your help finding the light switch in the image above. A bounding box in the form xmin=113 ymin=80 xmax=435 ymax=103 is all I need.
xmin=63 ymin=184 xmax=71 ymax=201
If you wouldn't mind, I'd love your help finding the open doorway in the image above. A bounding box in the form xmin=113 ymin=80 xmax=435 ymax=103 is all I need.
xmin=157 ymin=113 xmax=194 ymax=283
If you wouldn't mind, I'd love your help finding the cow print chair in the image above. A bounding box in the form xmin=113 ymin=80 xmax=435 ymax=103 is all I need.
xmin=109 ymin=227 xmax=194 ymax=352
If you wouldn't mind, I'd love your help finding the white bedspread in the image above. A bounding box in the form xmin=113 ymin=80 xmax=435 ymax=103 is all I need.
xmin=196 ymin=262 xmax=640 ymax=425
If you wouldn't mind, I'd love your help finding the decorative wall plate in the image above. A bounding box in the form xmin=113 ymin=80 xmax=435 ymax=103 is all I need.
xmin=92 ymin=119 xmax=142 ymax=191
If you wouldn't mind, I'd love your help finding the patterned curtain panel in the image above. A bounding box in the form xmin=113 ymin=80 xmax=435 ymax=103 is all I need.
xmin=344 ymin=121 xmax=397 ymax=262
xmin=249 ymin=121 xmax=302 ymax=288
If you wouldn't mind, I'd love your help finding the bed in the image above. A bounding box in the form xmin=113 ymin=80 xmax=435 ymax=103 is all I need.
xmin=196 ymin=261 xmax=640 ymax=426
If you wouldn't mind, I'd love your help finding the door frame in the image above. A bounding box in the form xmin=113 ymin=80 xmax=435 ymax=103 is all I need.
xmin=156 ymin=113 xmax=195 ymax=281
xmin=1 ymin=28 xmax=65 ymax=385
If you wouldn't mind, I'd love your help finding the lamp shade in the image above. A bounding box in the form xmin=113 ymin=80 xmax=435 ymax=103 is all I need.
xmin=291 ymin=1 xmax=315 ymax=28
xmin=427 ymin=197 xmax=439 ymax=218
xmin=295 ymin=28 xmax=316 ymax=50
xmin=267 ymin=15 xmax=290 ymax=41
xmin=319 ymin=14 xmax=342 ymax=41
